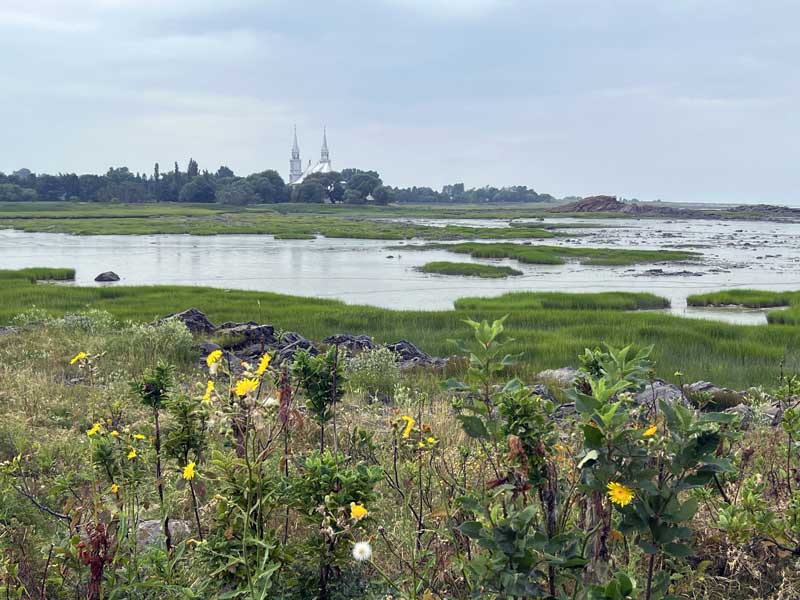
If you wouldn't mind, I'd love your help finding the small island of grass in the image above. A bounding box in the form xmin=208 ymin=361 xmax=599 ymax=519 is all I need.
xmin=418 ymin=261 xmax=523 ymax=278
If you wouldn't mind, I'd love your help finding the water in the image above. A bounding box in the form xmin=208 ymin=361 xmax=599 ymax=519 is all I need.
xmin=3 ymin=216 xmax=800 ymax=324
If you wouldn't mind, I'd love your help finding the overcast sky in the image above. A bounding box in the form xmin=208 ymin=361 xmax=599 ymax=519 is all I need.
xmin=1 ymin=0 xmax=798 ymax=204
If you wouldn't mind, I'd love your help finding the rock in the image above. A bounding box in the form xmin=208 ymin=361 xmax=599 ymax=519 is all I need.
xmin=685 ymin=381 xmax=745 ymax=407
xmin=0 ymin=326 xmax=16 ymax=336
xmin=323 ymin=334 xmax=377 ymax=355
xmin=215 ymin=322 xmax=278 ymax=357
xmin=278 ymin=331 xmax=318 ymax=360
xmin=136 ymin=519 xmax=192 ymax=549
xmin=94 ymin=271 xmax=120 ymax=282
xmin=724 ymin=404 xmax=757 ymax=428
xmin=156 ymin=308 xmax=216 ymax=334
xmin=637 ymin=269 xmax=703 ymax=277
xmin=385 ymin=339 xmax=445 ymax=369
xmin=536 ymin=367 xmax=580 ymax=389
xmin=764 ymin=404 xmax=784 ymax=426
xmin=633 ymin=381 xmax=686 ymax=406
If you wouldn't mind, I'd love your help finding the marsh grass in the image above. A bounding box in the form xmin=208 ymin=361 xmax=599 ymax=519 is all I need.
xmin=403 ymin=241 xmax=699 ymax=266
xmin=0 ymin=270 xmax=797 ymax=387
xmin=418 ymin=261 xmax=523 ymax=278
xmin=688 ymin=289 xmax=800 ymax=326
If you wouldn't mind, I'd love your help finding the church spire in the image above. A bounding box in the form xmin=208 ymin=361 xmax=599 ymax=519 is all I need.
xmin=291 ymin=125 xmax=300 ymax=159
xmin=289 ymin=125 xmax=303 ymax=184
xmin=320 ymin=126 xmax=330 ymax=164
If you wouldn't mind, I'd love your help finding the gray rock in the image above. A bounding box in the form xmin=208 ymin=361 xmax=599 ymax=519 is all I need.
xmin=279 ymin=331 xmax=318 ymax=361
xmin=323 ymin=334 xmax=377 ymax=355
xmin=136 ymin=519 xmax=192 ymax=549
xmin=685 ymin=381 xmax=745 ymax=407
xmin=385 ymin=339 xmax=446 ymax=369
xmin=634 ymin=381 xmax=686 ymax=406
xmin=724 ymin=404 xmax=757 ymax=428
xmin=94 ymin=271 xmax=120 ymax=282
xmin=215 ymin=322 xmax=278 ymax=357
xmin=0 ymin=326 xmax=16 ymax=336
xmin=157 ymin=308 xmax=216 ymax=334
xmin=536 ymin=367 xmax=580 ymax=389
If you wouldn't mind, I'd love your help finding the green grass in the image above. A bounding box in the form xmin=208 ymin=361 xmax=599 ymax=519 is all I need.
xmin=418 ymin=261 xmax=523 ymax=278
xmin=0 ymin=269 xmax=797 ymax=388
xmin=0 ymin=267 xmax=76 ymax=283
xmin=687 ymin=289 xmax=798 ymax=308
xmin=402 ymin=242 xmax=700 ymax=266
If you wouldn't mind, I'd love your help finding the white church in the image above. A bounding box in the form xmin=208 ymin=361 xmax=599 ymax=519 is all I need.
xmin=289 ymin=127 xmax=332 ymax=185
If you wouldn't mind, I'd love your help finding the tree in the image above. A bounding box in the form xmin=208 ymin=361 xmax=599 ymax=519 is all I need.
xmin=187 ymin=159 xmax=199 ymax=179
xmin=178 ymin=176 xmax=216 ymax=203
xmin=0 ymin=183 xmax=37 ymax=201
xmin=371 ymin=185 xmax=395 ymax=205
xmin=247 ymin=170 xmax=287 ymax=203
xmin=291 ymin=181 xmax=326 ymax=203
xmin=348 ymin=172 xmax=382 ymax=198
xmin=217 ymin=179 xmax=259 ymax=205
xmin=216 ymin=165 xmax=234 ymax=179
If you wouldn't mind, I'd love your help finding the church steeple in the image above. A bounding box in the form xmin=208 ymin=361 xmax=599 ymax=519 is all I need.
xmin=289 ymin=125 xmax=303 ymax=184
xmin=320 ymin=127 xmax=330 ymax=164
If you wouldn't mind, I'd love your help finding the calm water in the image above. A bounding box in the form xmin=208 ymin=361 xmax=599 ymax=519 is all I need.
xmin=2 ymin=216 xmax=799 ymax=324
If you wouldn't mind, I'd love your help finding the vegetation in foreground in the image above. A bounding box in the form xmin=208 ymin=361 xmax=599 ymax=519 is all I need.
xmin=1 ymin=269 xmax=799 ymax=388
xmin=418 ymin=261 xmax=523 ymax=278
xmin=400 ymin=242 xmax=700 ymax=267
xmin=1 ymin=312 xmax=799 ymax=599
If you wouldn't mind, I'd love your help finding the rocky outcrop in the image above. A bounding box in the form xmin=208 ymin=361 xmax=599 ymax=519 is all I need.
xmin=323 ymin=334 xmax=377 ymax=355
xmin=136 ymin=519 xmax=192 ymax=549
xmin=94 ymin=271 xmax=120 ymax=282
xmin=684 ymin=381 xmax=745 ymax=407
xmin=157 ymin=308 xmax=216 ymax=334
xmin=385 ymin=339 xmax=446 ymax=369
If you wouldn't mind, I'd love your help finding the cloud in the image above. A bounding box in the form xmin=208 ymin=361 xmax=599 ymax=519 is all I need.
xmin=381 ymin=0 xmax=512 ymax=18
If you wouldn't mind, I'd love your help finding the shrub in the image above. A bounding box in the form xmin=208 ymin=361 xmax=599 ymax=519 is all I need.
xmin=345 ymin=347 xmax=401 ymax=402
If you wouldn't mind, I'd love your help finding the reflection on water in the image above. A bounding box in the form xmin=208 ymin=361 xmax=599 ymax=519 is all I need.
xmin=3 ymin=215 xmax=800 ymax=325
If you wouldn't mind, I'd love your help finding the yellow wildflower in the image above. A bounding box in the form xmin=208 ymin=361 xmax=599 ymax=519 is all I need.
xmin=133 ymin=433 xmax=146 ymax=440
xmin=256 ymin=353 xmax=271 ymax=376
xmin=206 ymin=349 xmax=223 ymax=367
xmin=127 ymin=448 xmax=137 ymax=460
xmin=183 ymin=461 xmax=196 ymax=481
xmin=234 ymin=378 xmax=259 ymax=397
xmin=400 ymin=415 xmax=415 ymax=438
xmin=86 ymin=422 xmax=102 ymax=437
xmin=427 ymin=436 xmax=437 ymax=445
xmin=111 ymin=483 xmax=119 ymax=494
xmin=350 ymin=502 xmax=368 ymax=521
xmin=607 ymin=482 xmax=634 ymax=507
xmin=202 ymin=380 xmax=214 ymax=404
xmin=69 ymin=351 xmax=87 ymax=365
xmin=643 ymin=424 xmax=658 ymax=438
xmin=110 ymin=430 xmax=120 ymax=438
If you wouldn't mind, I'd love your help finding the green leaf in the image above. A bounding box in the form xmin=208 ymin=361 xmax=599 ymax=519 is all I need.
xmin=664 ymin=498 xmax=698 ymax=523
xmin=456 ymin=415 xmax=489 ymax=439
xmin=637 ymin=540 xmax=658 ymax=554
xmin=458 ymin=521 xmax=484 ymax=539
xmin=663 ymin=542 xmax=693 ymax=557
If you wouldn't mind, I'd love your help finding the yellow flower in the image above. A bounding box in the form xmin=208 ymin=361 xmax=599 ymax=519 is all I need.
xmin=127 ymin=448 xmax=137 ymax=460
xmin=234 ymin=378 xmax=259 ymax=397
xmin=86 ymin=422 xmax=102 ymax=437
xmin=133 ymin=433 xmax=146 ymax=440
xmin=110 ymin=430 xmax=119 ymax=438
xmin=202 ymin=380 xmax=214 ymax=404
xmin=111 ymin=483 xmax=119 ymax=494
xmin=183 ymin=461 xmax=196 ymax=481
xmin=427 ymin=436 xmax=437 ymax=445
xmin=256 ymin=353 xmax=271 ymax=376
xmin=643 ymin=424 xmax=658 ymax=438
xmin=607 ymin=482 xmax=634 ymax=507
xmin=350 ymin=502 xmax=368 ymax=521
xmin=206 ymin=349 xmax=223 ymax=367
xmin=400 ymin=415 xmax=415 ymax=438
xmin=70 ymin=351 xmax=87 ymax=365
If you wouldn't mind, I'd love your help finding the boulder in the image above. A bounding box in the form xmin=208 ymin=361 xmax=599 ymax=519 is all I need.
xmin=633 ymin=381 xmax=686 ymax=406
xmin=385 ymin=339 xmax=445 ymax=369
xmin=323 ymin=334 xmax=377 ymax=355
xmin=536 ymin=367 xmax=580 ymax=389
xmin=278 ymin=331 xmax=318 ymax=360
xmin=215 ymin=322 xmax=278 ymax=358
xmin=136 ymin=519 xmax=192 ymax=550
xmin=685 ymin=381 xmax=745 ymax=407
xmin=94 ymin=271 xmax=120 ymax=282
xmin=157 ymin=308 xmax=216 ymax=334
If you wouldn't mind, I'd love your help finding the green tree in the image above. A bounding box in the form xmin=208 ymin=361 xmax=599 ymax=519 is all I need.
xmin=179 ymin=176 xmax=216 ymax=203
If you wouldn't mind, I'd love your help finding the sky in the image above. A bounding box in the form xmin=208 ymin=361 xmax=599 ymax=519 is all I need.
xmin=1 ymin=0 xmax=798 ymax=204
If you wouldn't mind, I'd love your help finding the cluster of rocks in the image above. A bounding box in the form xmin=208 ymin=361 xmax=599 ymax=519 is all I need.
xmin=156 ymin=308 xmax=446 ymax=370
xmin=536 ymin=367 xmax=785 ymax=427
xmin=94 ymin=271 xmax=120 ymax=282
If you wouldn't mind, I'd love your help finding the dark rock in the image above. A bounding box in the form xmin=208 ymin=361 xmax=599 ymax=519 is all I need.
xmin=385 ymin=339 xmax=445 ymax=369
xmin=278 ymin=331 xmax=318 ymax=360
xmin=156 ymin=308 xmax=216 ymax=334
xmin=685 ymin=381 xmax=745 ymax=407
xmin=323 ymin=334 xmax=377 ymax=355
xmin=637 ymin=269 xmax=703 ymax=277
xmin=94 ymin=271 xmax=120 ymax=282
xmin=0 ymin=326 xmax=16 ymax=336
xmin=215 ymin=322 xmax=278 ymax=353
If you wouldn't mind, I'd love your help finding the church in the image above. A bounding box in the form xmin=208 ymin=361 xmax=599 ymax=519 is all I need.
xmin=289 ymin=127 xmax=332 ymax=185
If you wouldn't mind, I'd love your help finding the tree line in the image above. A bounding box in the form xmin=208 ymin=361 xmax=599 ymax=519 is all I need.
xmin=0 ymin=161 xmax=554 ymax=205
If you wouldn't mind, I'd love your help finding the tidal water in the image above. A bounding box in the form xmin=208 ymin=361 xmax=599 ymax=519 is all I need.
xmin=2 ymin=216 xmax=799 ymax=324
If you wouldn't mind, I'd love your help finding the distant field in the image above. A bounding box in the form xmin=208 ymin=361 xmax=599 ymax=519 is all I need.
xmin=1 ymin=268 xmax=797 ymax=387
xmin=418 ymin=261 xmax=523 ymax=278
xmin=400 ymin=241 xmax=700 ymax=266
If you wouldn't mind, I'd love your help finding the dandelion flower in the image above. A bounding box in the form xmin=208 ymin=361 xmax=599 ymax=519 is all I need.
xmin=352 ymin=541 xmax=372 ymax=562
xmin=133 ymin=433 xmax=146 ymax=440
xmin=86 ymin=423 xmax=102 ymax=437
xmin=127 ymin=448 xmax=137 ymax=460
xmin=110 ymin=430 xmax=119 ymax=438
xmin=427 ymin=436 xmax=437 ymax=445
xmin=206 ymin=350 xmax=223 ymax=367
xmin=111 ymin=483 xmax=119 ymax=494
xmin=256 ymin=353 xmax=271 ymax=376
xmin=607 ymin=482 xmax=634 ymax=507
xmin=400 ymin=415 xmax=415 ymax=438
xmin=70 ymin=351 xmax=87 ymax=365
xmin=350 ymin=502 xmax=368 ymax=521
xmin=234 ymin=378 xmax=259 ymax=397
xmin=183 ymin=461 xmax=196 ymax=480
xmin=643 ymin=424 xmax=658 ymax=438
xmin=202 ymin=380 xmax=214 ymax=404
